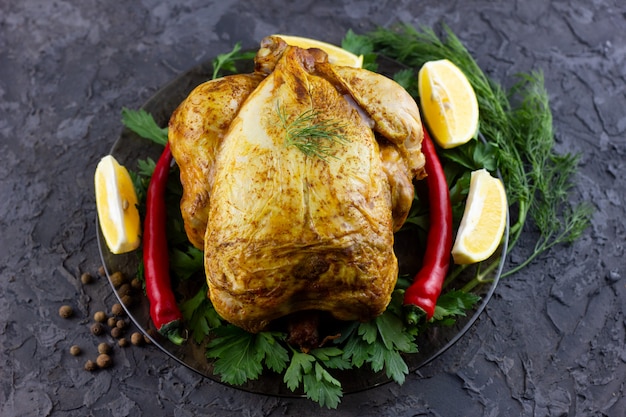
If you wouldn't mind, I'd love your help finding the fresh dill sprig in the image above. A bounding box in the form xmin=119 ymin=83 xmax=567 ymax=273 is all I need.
xmin=364 ymin=24 xmax=592 ymax=277
xmin=277 ymin=103 xmax=349 ymax=161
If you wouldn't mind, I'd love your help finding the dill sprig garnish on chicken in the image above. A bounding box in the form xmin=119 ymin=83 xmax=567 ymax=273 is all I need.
xmin=277 ymin=102 xmax=350 ymax=161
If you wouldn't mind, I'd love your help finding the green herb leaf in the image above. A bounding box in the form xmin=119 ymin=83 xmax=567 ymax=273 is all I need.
xmin=375 ymin=312 xmax=418 ymax=354
xmin=285 ymin=350 xmax=343 ymax=409
xmin=384 ymin=348 xmax=410 ymax=384
xmin=441 ymin=140 xmax=498 ymax=172
xmin=304 ymin=363 xmax=343 ymax=408
xmin=341 ymin=29 xmax=377 ymax=71
xmin=256 ymin=332 xmax=290 ymax=373
xmin=136 ymin=157 xmax=156 ymax=177
xmin=338 ymin=311 xmax=416 ymax=385
xmin=310 ymin=347 xmax=351 ymax=370
xmin=278 ymin=103 xmax=350 ymax=161
xmin=180 ymin=285 xmax=222 ymax=343
xmin=121 ymin=108 xmax=168 ymax=146
xmin=169 ymin=246 xmax=203 ymax=280
xmin=207 ymin=326 xmax=290 ymax=385
xmin=342 ymin=29 xmax=374 ymax=56
xmin=393 ymin=69 xmax=418 ymax=97
xmin=284 ymin=350 xmax=315 ymax=391
xmin=206 ymin=326 xmax=265 ymax=385
xmin=432 ymin=290 xmax=481 ymax=326
xmin=212 ymin=42 xmax=256 ymax=79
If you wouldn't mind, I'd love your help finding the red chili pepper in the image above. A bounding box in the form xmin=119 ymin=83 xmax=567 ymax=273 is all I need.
xmin=143 ymin=142 xmax=185 ymax=344
xmin=403 ymin=127 xmax=453 ymax=324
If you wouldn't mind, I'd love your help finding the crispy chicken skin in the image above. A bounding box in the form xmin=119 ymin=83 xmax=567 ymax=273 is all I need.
xmin=169 ymin=73 xmax=265 ymax=249
xmin=169 ymin=36 xmax=425 ymax=333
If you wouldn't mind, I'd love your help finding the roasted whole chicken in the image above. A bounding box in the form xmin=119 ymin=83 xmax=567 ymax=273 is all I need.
xmin=169 ymin=36 xmax=426 ymax=343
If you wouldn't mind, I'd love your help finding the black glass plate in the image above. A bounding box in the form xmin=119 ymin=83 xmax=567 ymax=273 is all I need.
xmin=97 ymin=53 xmax=508 ymax=396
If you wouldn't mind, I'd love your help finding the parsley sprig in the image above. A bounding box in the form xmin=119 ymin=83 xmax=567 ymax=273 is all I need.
xmin=211 ymin=42 xmax=256 ymax=80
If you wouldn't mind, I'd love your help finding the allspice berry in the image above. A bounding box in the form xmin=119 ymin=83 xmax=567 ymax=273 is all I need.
xmin=97 ymin=265 xmax=106 ymax=277
xmin=111 ymin=327 xmax=123 ymax=339
xmin=111 ymin=303 xmax=124 ymax=317
xmin=117 ymin=283 xmax=131 ymax=298
xmin=94 ymin=311 xmax=107 ymax=323
xmin=80 ymin=272 xmax=93 ymax=284
xmin=107 ymin=317 xmax=117 ymax=328
xmin=69 ymin=345 xmax=81 ymax=356
xmin=115 ymin=319 xmax=127 ymax=330
xmin=58 ymin=305 xmax=74 ymax=319
xmin=118 ymin=338 xmax=129 ymax=348
xmin=84 ymin=360 xmax=98 ymax=371
xmin=96 ymin=354 xmax=112 ymax=369
xmin=109 ymin=271 xmax=126 ymax=288
xmin=91 ymin=323 xmax=105 ymax=336
xmin=130 ymin=278 xmax=142 ymax=290
xmin=97 ymin=343 xmax=112 ymax=355
xmin=130 ymin=332 xmax=144 ymax=346
xmin=120 ymin=295 xmax=133 ymax=307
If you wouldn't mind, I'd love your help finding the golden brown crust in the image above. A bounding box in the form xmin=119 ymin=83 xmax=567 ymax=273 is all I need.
xmin=168 ymin=73 xmax=264 ymax=249
xmin=169 ymin=37 xmax=425 ymax=332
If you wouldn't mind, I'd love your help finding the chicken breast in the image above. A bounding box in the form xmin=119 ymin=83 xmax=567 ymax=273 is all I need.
xmin=169 ymin=73 xmax=265 ymax=249
xmin=169 ymin=36 xmax=425 ymax=334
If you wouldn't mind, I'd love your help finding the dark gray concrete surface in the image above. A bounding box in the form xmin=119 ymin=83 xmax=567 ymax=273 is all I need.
xmin=1 ymin=1 xmax=625 ymax=416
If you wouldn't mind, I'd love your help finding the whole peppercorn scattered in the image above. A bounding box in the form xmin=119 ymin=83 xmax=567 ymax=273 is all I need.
xmin=143 ymin=334 xmax=152 ymax=345
xmin=117 ymin=283 xmax=131 ymax=298
xmin=96 ymin=354 xmax=112 ymax=369
xmin=130 ymin=332 xmax=144 ymax=346
xmin=131 ymin=277 xmax=143 ymax=290
xmin=80 ymin=272 xmax=93 ymax=284
xmin=111 ymin=303 xmax=124 ymax=317
xmin=107 ymin=317 xmax=117 ymax=328
xmin=116 ymin=319 xmax=127 ymax=330
xmin=93 ymin=311 xmax=107 ymax=323
xmin=70 ymin=345 xmax=82 ymax=356
xmin=84 ymin=360 xmax=98 ymax=372
xmin=109 ymin=271 xmax=126 ymax=288
xmin=118 ymin=338 xmax=129 ymax=348
xmin=111 ymin=327 xmax=123 ymax=339
xmin=59 ymin=305 xmax=74 ymax=319
xmin=91 ymin=323 xmax=105 ymax=336
xmin=97 ymin=342 xmax=112 ymax=355
xmin=121 ymin=295 xmax=133 ymax=307
xmin=97 ymin=265 xmax=106 ymax=277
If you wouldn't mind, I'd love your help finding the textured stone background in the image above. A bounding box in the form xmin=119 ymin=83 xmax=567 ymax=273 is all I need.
xmin=1 ymin=0 xmax=625 ymax=416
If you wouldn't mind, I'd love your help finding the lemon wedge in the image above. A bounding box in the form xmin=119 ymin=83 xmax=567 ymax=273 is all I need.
xmin=418 ymin=59 xmax=479 ymax=149
xmin=452 ymin=169 xmax=507 ymax=264
xmin=273 ymin=34 xmax=363 ymax=68
xmin=95 ymin=155 xmax=141 ymax=254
